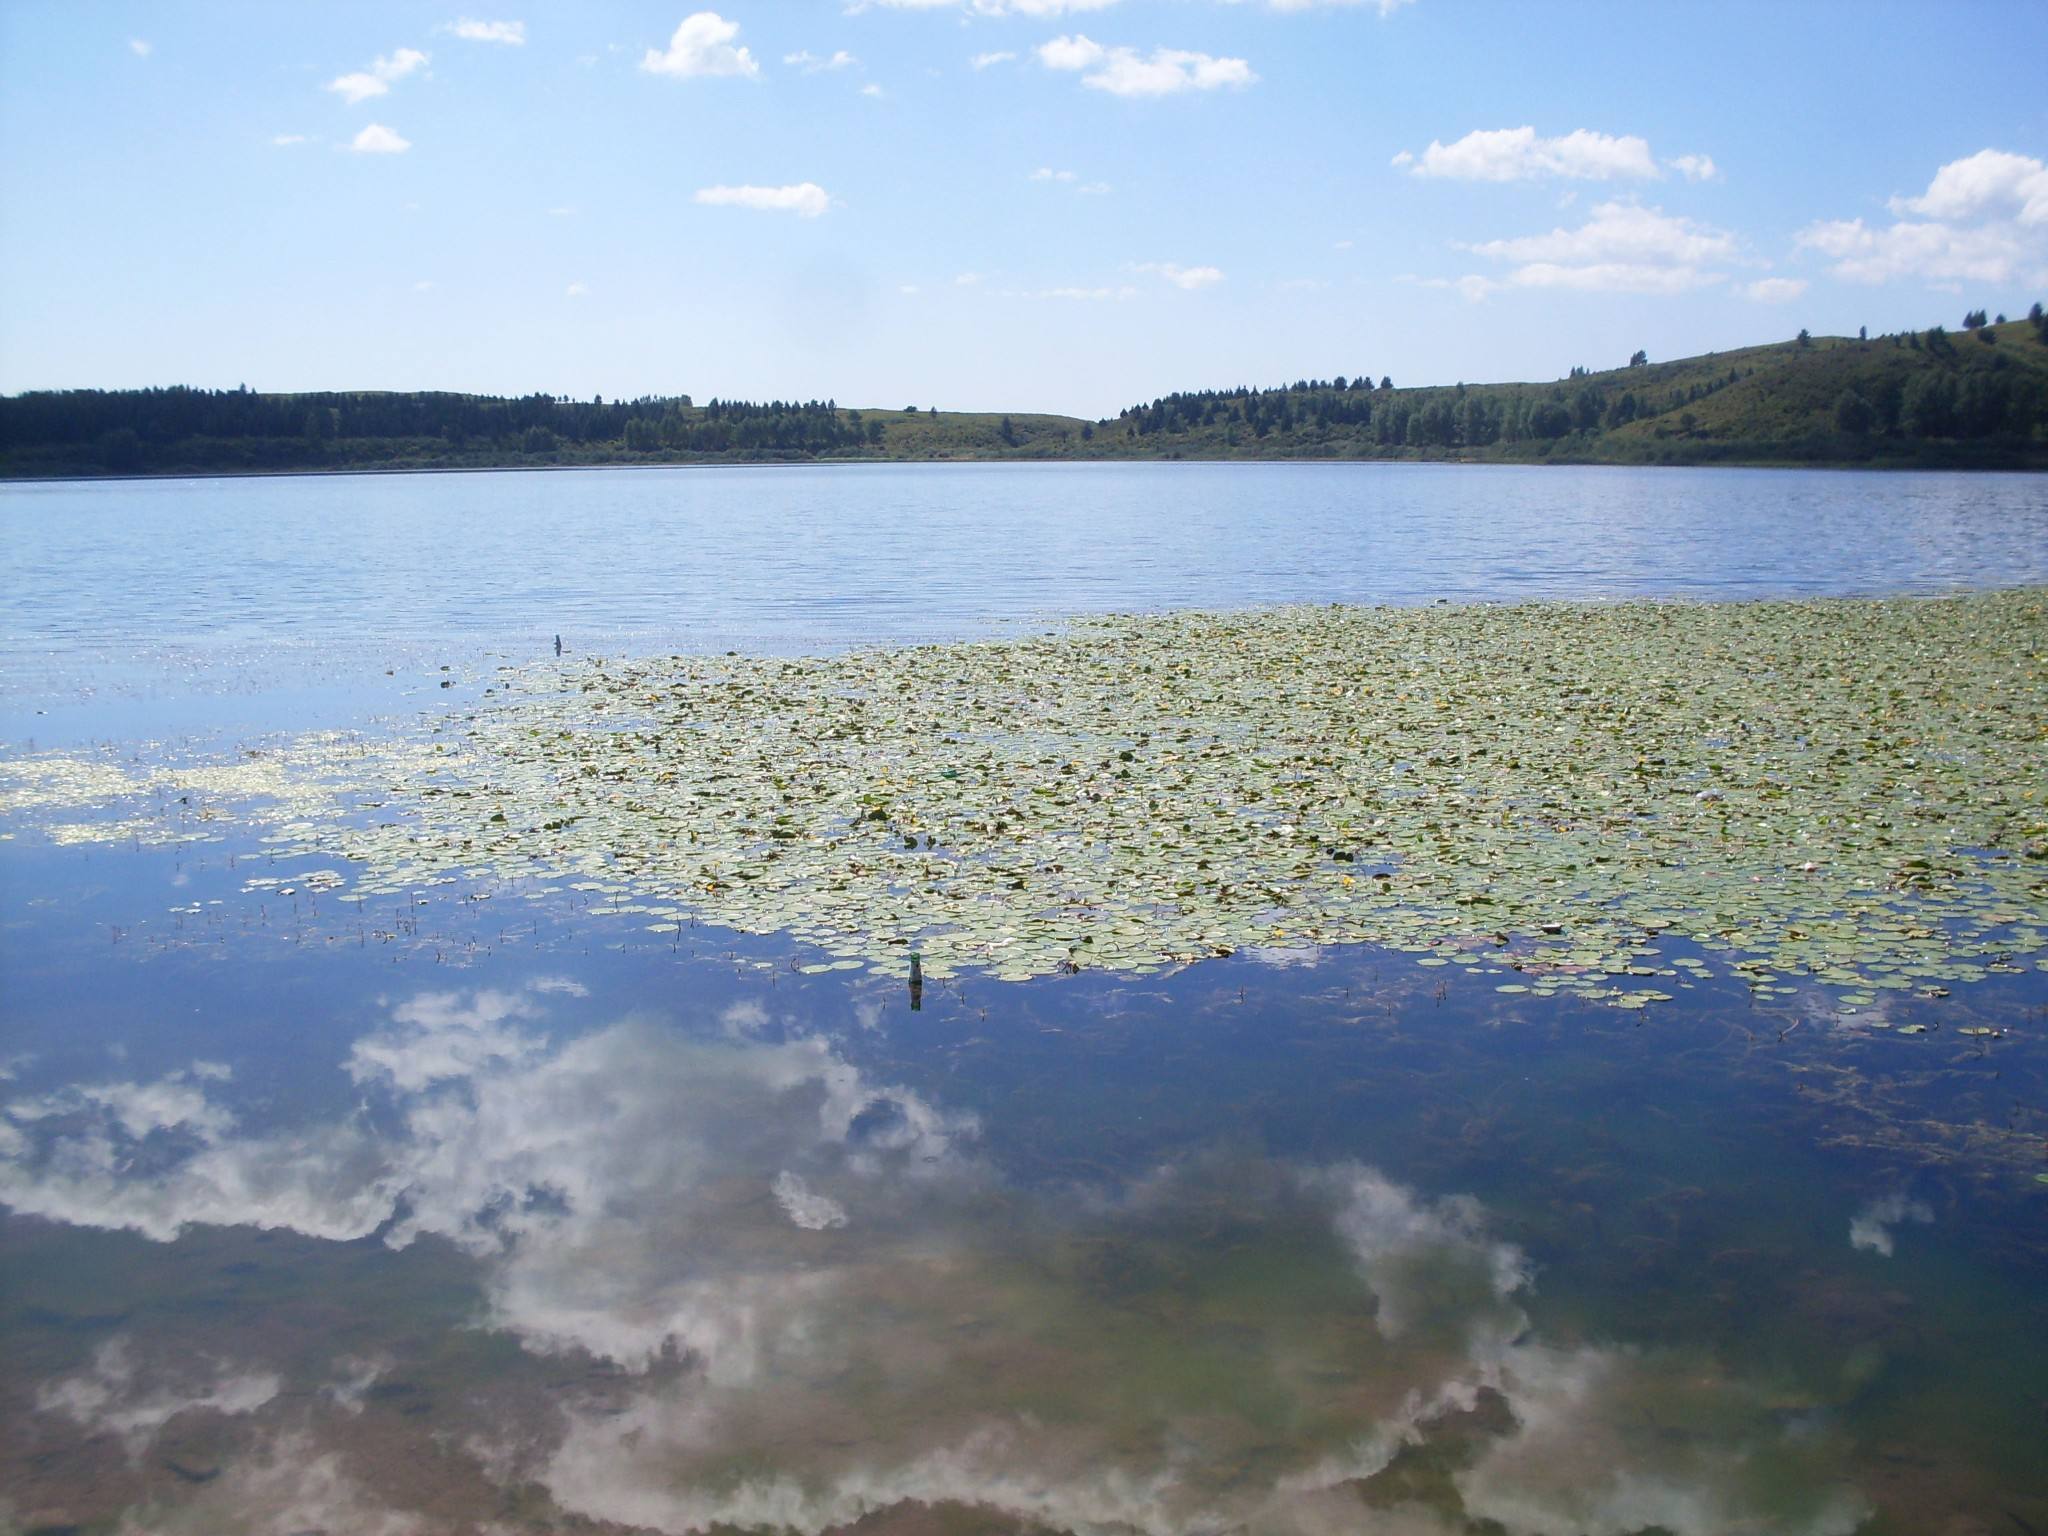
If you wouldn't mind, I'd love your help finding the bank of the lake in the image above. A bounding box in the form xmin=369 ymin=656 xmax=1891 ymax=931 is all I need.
xmin=7 ymin=319 xmax=2048 ymax=480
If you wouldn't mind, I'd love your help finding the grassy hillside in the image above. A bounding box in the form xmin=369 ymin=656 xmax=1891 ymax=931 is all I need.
xmin=1083 ymin=314 xmax=2048 ymax=468
xmin=4 ymin=315 xmax=2045 ymax=478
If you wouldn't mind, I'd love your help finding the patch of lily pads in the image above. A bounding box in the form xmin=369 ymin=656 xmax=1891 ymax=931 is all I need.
xmin=5 ymin=590 xmax=2045 ymax=1006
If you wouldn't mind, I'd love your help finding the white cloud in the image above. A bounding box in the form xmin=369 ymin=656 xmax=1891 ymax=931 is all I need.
xmin=858 ymin=0 xmax=1120 ymax=12
xmin=641 ymin=11 xmax=759 ymax=79
xmin=954 ymin=271 xmax=983 ymax=286
xmin=348 ymin=988 xmax=543 ymax=1090
xmin=1890 ymin=147 xmax=2048 ymax=225
xmin=860 ymin=82 xmax=886 ymax=97
xmin=694 ymin=182 xmax=832 ymax=217
xmin=1399 ymin=126 xmax=1660 ymax=182
xmin=1515 ymin=262 xmax=1725 ymax=295
xmin=1037 ymin=34 xmax=1255 ymax=97
xmin=36 ymin=1338 xmax=279 ymax=1457
xmin=1133 ymin=260 xmax=1224 ymax=290
xmin=1311 ymin=1163 xmax=1529 ymax=1336
xmin=272 ymin=134 xmax=308 ymax=146
xmin=3 ymin=989 xmax=1875 ymax=1536
xmin=326 ymin=47 xmax=430 ymax=105
xmin=1035 ymin=285 xmax=1136 ymax=300
xmin=328 ymin=73 xmax=386 ymax=104
xmin=1796 ymin=216 xmax=2030 ymax=285
xmin=1255 ymin=0 xmax=1414 ymax=11
xmin=444 ymin=17 xmax=526 ymax=45
xmin=1848 ymin=1192 xmax=1933 ymax=1257
xmin=1442 ymin=274 xmax=1502 ymax=302
xmin=772 ymin=1169 xmax=849 ymax=1230
xmin=1668 ymin=153 xmax=1720 ymax=182
xmin=566 ymin=281 xmax=590 ymax=297
xmin=1743 ymin=277 xmax=1807 ymax=304
xmin=1077 ymin=180 xmax=1111 ymax=195
xmin=970 ymin=50 xmax=1018 ymax=69
xmin=1464 ymin=201 xmax=1738 ymax=266
xmin=785 ymin=49 xmax=859 ymax=72
xmin=1434 ymin=201 xmax=1742 ymax=299
xmin=128 ymin=37 xmax=153 ymax=57
xmin=1030 ymin=167 xmax=1077 ymax=181
xmin=413 ymin=280 xmax=435 ymax=291
xmin=1452 ymin=1340 xmax=1872 ymax=1536
xmin=107 ymin=1428 xmax=433 ymax=1536
xmin=348 ymin=123 xmax=412 ymax=154
xmin=1794 ymin=150 xmax=2048 ymax=287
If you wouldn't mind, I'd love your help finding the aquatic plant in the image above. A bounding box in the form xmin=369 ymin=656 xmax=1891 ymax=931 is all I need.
xmin=7 ymin=590 xmax=2044 ymax=1004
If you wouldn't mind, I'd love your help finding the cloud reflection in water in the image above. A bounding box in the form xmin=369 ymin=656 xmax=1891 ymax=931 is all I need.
xmin=2 ymin=983 xmax=1870 ymax=1535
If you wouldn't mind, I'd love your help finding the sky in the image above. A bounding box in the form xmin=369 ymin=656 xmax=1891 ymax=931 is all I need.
xmin=2 ymin=0 xmax=2045 ymax=417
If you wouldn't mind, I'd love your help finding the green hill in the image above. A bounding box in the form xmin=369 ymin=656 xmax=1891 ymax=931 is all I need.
xmin=4 ymin=313 xmax=2045 ymax=478
xmin=1085 ymin=313 xmax=2048 ymax=468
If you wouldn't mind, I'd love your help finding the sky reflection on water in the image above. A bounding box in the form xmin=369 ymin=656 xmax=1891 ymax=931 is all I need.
xmin=3 ymin=849 xmax=2045 ymax=1533
xmin=4 ymin=466 xmax=2048 ymax=1532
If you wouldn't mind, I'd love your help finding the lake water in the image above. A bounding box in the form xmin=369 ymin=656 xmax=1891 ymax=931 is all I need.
xmin=2 ymin=464 xmax=2046 ymax=1535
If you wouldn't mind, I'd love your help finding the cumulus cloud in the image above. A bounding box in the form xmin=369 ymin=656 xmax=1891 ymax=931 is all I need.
xmin=1668 ymin=152 xmax=1720 ymax=182
xmin=326 ymin=47 xmax=429 ymax=105
xmin=128 ymin=37 xmax=153 ymax=57
xmin=1312 ymin=1163 xmax=1529 ymax=1337
xmin=857 ymin=0 xmax=1121 ymax=12
xmin=773 ymin=1169 xmax=850 ymax=1229
xmin=2 ymin=985 xmax=976 ymax=1381
xmin=348 ymin=123 xmax=412 ymax=154
xmin=1133 ymin=260 xmax=1224 ymax=290
xmin=36 ymin=1338 xmax=279 ymax=1457
xmin=785 ymin=48 xmax=859 ymax=72
xmin=443 ymin=17 xmax=525 ymax=45
xmin=1438 ymin=200 xmax=1742 ymax=298
xmin=1037 ymin=34 xmax=1255 ymax=96
xmin=1397 ymin=127 xmax=1661 ymax=182
xmin=1744 ymin=276 xmax=1807 ymax=303
xmin=5 ymin=990 xmax=1875 ymax=1536
xmin=347 ymin=988 xmax=544 ymax=1091
xmin=109 ymin=1430 xmax=428 ymax=1536
xmin=1030 ymin=167 xmax=1077 ymax=181
xmin=694 ymin=182 xmax=832 ymax=217
xmin=1890 ymin=147 xmax=2048 ymax=225
xmin=1464 ymin=204 xmax=1739 ymax=267
xmin=1795 ymin=217 xmax=2028 ymax=286
xmin=1453 ymin=1340 xmax=1870 ymax=1536
xmin=1004 ymin=284 xmax=1137 ymax=300
xmin=1796 ymin=149 xmax=2048 ymax=286
xmin=641 ymin=11 xmax=759 ymax=79
xmin=970 ymin=50 xmax=1018 ymax=69
xmin=1848 ymin=1191 xmax=1933 ymax=1257
xmin=1255 ymin=0 xmax=1415 ymax=11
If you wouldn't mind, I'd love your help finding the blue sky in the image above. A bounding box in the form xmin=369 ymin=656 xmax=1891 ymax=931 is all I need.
xmin=3 ymin=0 xmax=2045 ymax=416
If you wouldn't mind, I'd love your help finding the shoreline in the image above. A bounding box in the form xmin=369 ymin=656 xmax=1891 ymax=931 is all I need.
xmin=7 ymin=450 xmax=2045 ymax=487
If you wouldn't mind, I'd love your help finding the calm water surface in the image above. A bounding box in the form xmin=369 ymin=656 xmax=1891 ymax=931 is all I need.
xmin=5 ymin=462 xmax=2048 ymax=709
xmin=1 ymin=465 xmax=2045 ymax=1534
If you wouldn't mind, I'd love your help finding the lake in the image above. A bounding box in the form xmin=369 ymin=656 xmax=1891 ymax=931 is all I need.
xmin=2 ymin=463 xmax=2045 ymax=1536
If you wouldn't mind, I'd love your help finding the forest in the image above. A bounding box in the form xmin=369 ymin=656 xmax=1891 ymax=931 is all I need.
xmin=4 ymin=307 xmax=2044 ymax=478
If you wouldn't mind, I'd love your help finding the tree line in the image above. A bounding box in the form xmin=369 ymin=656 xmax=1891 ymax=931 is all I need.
xmin=0 ymin=387 xmax=878 ymax=474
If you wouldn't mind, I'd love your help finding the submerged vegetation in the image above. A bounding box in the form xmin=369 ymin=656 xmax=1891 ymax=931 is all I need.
xmin=4 ymin=314 xmax=2045 ymax=477
xmin=7 ymin=590 xmax=2044 ymax=1005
